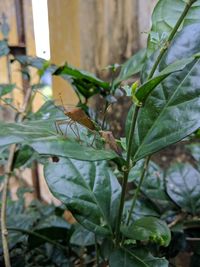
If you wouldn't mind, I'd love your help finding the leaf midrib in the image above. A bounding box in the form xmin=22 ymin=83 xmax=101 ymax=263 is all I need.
xmin=133 ymin=59 xmax=199 ymax=161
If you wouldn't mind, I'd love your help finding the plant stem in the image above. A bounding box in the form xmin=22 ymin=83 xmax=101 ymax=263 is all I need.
xmin=148 ymin=0 xmax=197 ymax=80
xmin=126 ymin=156 xmax=150 ymax=226
xmin=115 ymin=0 xmax=196 ymax=246
xmin=115 ymin=105 xmax=139 ymax=245
xmin=7 ymin=227 xmax=66 ymax=251
xmin=0 ymin=87 xmax=32 ymax=267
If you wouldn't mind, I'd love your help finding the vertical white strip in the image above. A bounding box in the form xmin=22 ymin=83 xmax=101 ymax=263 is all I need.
xmin=32 ymin=0 xmax=50 ymax=60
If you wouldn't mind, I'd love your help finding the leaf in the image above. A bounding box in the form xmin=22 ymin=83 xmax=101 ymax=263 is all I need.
xmin=54 ymin=63 xmax=110 ymax=98
xmin=128 ymin=160 xmax=174 ymax=212
xmin=13 ymin=145 xmax=37 ymax=168
xmin=128 ymin=24 xmax=200 ymax=162
xmin=44 ymin=158 xmax=121 ymax=236
xmin=13 ymin=55 xmax=47 ymax=69
xmin=0 ymin=40 xmax=9 ymax=57
xmin=186 ymin=143 xmax=200 ymax=163
xmin=125 ymin=199 xmax=159 ymax=221
xmin=148 ymin=0 xmax=200 ymax=54
xmin=28 ymin=227 xmax=69 ymax=249
xmin=0 ymin=120 xmax=117 ymax=161
xmin=70 ymin=225 xmax=95 ymax=246
xmin=0 ymin=84 xmax=15 ymax=97
xmin=135 ymin=57 xmax=195 ymax=103
xmin=166 ymin=162 xmax=200 ymax=215
xmin=121 ymin=217 xmax=171 ymax=247
xmin=109 ymin=248 xmax=168 ymax=267
xmin=114 ymin=49 xmax=146 ymax=86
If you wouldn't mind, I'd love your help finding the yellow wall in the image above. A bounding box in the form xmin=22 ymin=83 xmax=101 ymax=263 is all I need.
xmin=48 ymin=0 xmax=79 ymax=105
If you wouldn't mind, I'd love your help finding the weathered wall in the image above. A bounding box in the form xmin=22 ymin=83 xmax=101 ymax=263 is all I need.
xmin=48 ymin=0 xmax=157 ymax=98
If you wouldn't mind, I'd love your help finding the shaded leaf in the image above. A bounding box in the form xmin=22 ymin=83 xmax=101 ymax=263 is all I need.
xmin=70 ymin=225 xmax=95 ymax=246
xmin=109 ymin=248 xmax=168 ymax=267
xmin=121 ymin=217 xmax=171 ymax=246
xmin=186 ymin=143 xmax=200 ymax=164
xmin=54 ymin=63 xmax=109 ymax=98
xmin=114 ymin=49 xmax=146 ymax=86
xmin=0 ymin=119 xmax=117 ymax=161
xmin=0 ymin=84 xmax=15 ymax=97
xmin=44 ymin=158 xmax=121 ymax=236
xmin=135 ymin=57 xmax=195 ymax=103
xmin=0 ymin=40 xmax=9 ymax=57
xmin=148 ymin=0 xmax=200 ymax=54
xmin=166 ymin=162 xmax=200 ymax=215
xmin=129 ymin=160 xmax=173 ymax=212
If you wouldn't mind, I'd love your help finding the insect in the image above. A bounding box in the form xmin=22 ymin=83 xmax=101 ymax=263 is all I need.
xmin=55 ymin=93 xmax=98 ymax=145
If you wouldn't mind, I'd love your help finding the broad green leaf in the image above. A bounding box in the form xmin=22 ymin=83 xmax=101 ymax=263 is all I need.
xmin=186 ymin=143 xmax=200 ymax=163
xmin=109 ymin=248 xmax=168 ymax=267
xmin=128 ymin=24 xmax=200 ymax=162
xmin=125 ymin=200 xmax=159 ymax=221
xmin=28 ymin=226 xmax=69 ymax=249
xmin=70 ymin=225 xmax=95 ymax=246
xmin=148 ymin=0 xmax=200 ymax=54
xmin=0 ymin=120 xmax=117 ymax=161
xmin=54 ymin=63 xmax=110 ymax=98
xmin=114 ymin=49 xmax=146 ymax=86
xmin=31 ymin=138 xmax=117 ymax=161
xmin=166 ymin=163 xmax=200 ymax=215
xmin=0 ymin=84 xmax=15 ymax=97
xmin=13 ymin=145 xmax=37 ymax=169
xmin=44 ymin=158 xmax=121 ymax=236
xmin=0 ymin=40 xmax=9 ymax=57
xmin=128 ymin=160 xmax=174 ymax=212
xmin=121 ymin=217 xmax=171 ymax=247
xmin=135 ymin=57 xmax=194 ymax=103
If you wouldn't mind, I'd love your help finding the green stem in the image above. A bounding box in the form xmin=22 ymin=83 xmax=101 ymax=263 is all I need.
xmin=115 ymin=0 xmax=196 ymax=246
xmin=126 ymin=156 xmax=150 ymax=226
xmin=115 ymin=105 xmax=140 ymax=245
xmin=148 ymin=0 xmax=197 ymax=80
xmin=7 ymin=227 xmax=66 ymax=251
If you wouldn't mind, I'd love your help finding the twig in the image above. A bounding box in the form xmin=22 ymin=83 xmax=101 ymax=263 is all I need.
xmin=0 ymin=86 xmax=32 ymax=267
xmin=168 ymin=213 xmax=186 ymax=228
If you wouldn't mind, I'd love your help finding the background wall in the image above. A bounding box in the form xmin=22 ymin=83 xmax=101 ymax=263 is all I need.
xmin=47 ymin=0 xmax=157 ymax=103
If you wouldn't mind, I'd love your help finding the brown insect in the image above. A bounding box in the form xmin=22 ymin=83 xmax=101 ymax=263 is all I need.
xmin=55 ymin=94 xmax=97 ymax=142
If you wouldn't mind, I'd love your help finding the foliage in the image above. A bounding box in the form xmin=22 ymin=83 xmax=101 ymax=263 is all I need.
xmin=0 ymin=0 xmax=200 ymax=266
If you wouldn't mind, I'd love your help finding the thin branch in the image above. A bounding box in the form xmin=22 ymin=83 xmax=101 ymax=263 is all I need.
xmin=148 ymin=0 xmax=197 ymax=80
xmin=126 ymin=156 xmax=150 ymax=226
xmin=0 ymin=86 xmax=32 ymax=267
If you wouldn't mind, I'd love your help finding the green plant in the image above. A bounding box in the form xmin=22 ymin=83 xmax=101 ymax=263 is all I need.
xmin=1 ymin=0 xmax=200 ymax=266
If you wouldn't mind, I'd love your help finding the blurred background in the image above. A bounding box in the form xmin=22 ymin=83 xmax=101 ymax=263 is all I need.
xmin=0 ymin=0 xmax=157 ymax=110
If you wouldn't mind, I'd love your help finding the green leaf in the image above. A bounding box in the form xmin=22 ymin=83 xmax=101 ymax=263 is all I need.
xmin=148 ymin=0 xmax=200 ymax=54
xmin=54 ymin=63 xmax=110 ymax=98
xmin=114 ymin=49 xmax=146 ymax=86
xmin=186 ymin=143 xmax=200 ymax=163
xmin=0 ymin=40 xmax=9 ymax=57
xmin=121 ymin=217 xmax=171 ymax=246
xmin=128 ymin=160 xmax=174 ymax=212
xmin=28 ymin=227 xmax=69 ymax=249
xmin=109 ymin=248 xmax=168 ymax=267
xmin=135 ymin=57 xmax=194 ymax=103
xmin=128 ymin=24 xmax=200 ymax=162
xmin=125 ymin=199 xmax=159 ymax=221
xmin=13 ymin=145 xmax=37 ymax=169
xmin=0 ymin=84 xmax=15 ymax=97
xmin=166 ymin=162 xmax=200 ymax=215
xmin=70 ymin=225 xmax=95 ymax=246
xmin=44 ymin=158 xmax=121 ymax=236
xmin=13 ymin=55 xmax=47 ymax=69
xmin=0 ymin=120 xmax=117 ymax=161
